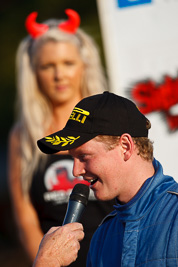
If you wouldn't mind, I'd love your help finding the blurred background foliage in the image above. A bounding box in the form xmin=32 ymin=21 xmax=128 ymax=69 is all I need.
xmin=0 ymin=1 xmax=105 ymax=265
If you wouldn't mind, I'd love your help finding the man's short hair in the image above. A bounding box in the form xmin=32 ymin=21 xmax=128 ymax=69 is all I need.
xmin=95 ymin=135 xmax=153 ymax=162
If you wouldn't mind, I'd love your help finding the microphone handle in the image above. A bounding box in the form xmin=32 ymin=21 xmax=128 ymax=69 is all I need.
xmin=62 ymin=200 xmax=86 ymax=225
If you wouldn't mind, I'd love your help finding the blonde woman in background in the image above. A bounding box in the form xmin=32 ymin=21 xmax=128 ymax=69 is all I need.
xmin=8 ymin=9 xmax=114 ymax=267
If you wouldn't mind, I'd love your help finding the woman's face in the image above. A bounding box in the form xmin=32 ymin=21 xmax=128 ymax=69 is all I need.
xmin=35 ymin=41 xmax=84 ymax=106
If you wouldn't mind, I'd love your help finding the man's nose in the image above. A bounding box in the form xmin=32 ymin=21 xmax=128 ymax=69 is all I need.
xmin=73 ymin=158 xmax=85 ymax=177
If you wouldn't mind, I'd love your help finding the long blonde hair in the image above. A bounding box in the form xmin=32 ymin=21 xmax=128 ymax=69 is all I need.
xmin=15 ymin=19 xmax=108 ymax=195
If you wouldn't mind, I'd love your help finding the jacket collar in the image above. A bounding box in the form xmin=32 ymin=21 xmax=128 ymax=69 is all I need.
xmin=113 ymin=158 xmax=176 ymax=221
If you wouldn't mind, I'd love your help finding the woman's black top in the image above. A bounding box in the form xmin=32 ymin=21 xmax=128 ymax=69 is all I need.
xmin=30 ymin=154 xmax=115 ymax=267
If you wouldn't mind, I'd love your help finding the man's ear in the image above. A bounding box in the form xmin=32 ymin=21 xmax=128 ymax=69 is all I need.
xmin=120 ymin=134 xmax=134 ymax=161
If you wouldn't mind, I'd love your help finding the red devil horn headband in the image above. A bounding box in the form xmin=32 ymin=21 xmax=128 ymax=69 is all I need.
xmin=59 ymin=9 xmax=80 ymax=33
xmin=25 ymin=12 xmax=49 ymax=38
xmin=25 ymin=9 xmax=80 ymax=38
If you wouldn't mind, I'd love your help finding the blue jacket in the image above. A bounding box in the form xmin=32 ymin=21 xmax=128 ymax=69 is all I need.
xmin=87 ymin=159 xmax=178 ymax=267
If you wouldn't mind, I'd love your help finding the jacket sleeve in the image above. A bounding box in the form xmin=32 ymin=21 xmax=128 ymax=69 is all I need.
xmin=86 ymin=250 xmax=92 ymax=267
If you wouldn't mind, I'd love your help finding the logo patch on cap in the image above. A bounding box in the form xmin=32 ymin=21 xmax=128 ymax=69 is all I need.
xmin=69 ymin=107 xmax=90 ymax=124
xmin=45 ymin=135 xmax=80 ymax=147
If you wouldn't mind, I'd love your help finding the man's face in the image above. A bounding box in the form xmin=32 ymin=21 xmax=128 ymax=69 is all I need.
xmin=69 ymin=138 xmax=125 ymax=201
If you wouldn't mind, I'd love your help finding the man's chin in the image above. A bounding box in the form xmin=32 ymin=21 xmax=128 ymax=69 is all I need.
xmin=92 ymin=191 xmax=105 ymax=201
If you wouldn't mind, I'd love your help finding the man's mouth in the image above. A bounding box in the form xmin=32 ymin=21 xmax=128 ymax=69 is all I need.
xmin=90 ymin=178 xmax=98 ymax=185
xmin=83 ymin=177 xmax=98 ymax=186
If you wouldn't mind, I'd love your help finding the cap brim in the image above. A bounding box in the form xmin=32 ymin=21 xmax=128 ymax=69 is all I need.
xmin=37 ymin=128 xmax=97 ymax=154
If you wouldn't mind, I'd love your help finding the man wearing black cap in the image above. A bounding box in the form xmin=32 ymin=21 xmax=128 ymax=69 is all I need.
xmin=37 ymin=92 xmax=178 ymax=267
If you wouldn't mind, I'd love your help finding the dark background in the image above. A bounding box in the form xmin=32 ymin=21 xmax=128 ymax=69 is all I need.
xmin=0 ymin=1 xmax=106 ymax=265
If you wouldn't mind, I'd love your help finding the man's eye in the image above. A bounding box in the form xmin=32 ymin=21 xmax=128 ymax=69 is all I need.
xmin=79 ymin=155 xmax=87 ymax=162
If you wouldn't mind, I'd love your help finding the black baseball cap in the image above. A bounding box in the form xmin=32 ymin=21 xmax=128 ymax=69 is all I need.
xmin=37 ymin=91 xmax=149 ymax=154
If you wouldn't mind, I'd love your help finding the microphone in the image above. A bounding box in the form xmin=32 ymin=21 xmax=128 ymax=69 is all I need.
xmin=62 ymin=183 xmax=90 ymax=225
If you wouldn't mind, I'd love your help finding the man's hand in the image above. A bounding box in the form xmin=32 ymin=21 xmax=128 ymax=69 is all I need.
xmin=33 ymin=223 xmax=84 ymax=267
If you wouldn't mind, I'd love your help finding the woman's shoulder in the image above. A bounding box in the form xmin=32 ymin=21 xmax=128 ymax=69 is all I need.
xmin=8 ymin=122 xmax=22 ymax=147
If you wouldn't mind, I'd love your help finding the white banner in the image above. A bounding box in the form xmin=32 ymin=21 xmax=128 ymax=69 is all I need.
xmin=97 ymin=0 xmax=178 ymax=180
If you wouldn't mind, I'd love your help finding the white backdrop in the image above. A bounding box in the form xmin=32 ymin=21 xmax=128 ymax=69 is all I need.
xmin=97 ymin=0 xmax=178 ymax=180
